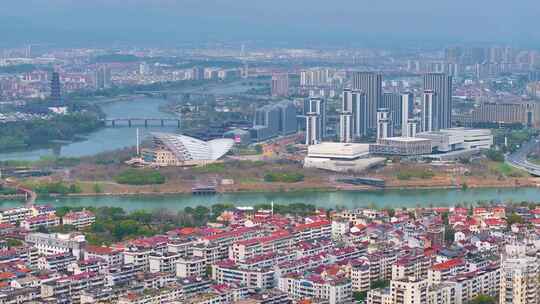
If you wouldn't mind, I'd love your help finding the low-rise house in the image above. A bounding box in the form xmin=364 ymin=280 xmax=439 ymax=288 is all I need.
xmin=176 ymin=256 xmax=207 ymax=278
xmin=62 ymin=210 xmax=96 ymax=229
xmin=117 ymin=283 xmax=183 ymax=304
xmin=148 ymin=252 xmax=181 ymax=273
xmin=37 ymin=253 xmax=77 ymax=272
xmin=41 ymin=272 xmax=105 ymax=303
xmin=84 ymin=245 xmax=123 ymax=267
xmin=278 ymin=271 xmax=352 ymax=304
xmin=20 ymin=215 xmax=60 ymax=231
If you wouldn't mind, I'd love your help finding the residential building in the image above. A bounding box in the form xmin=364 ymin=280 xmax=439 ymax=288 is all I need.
xmin=148 ymin=252 xmax=181 ymax=273
xmin=352 ymin=72 xmax=383 ymax=130
xmin=278 ymin=272 xmax=352 ymax=304
xmin=20 ymin=214 xmax=60 ymax=231
xmin=500 ymin=253 xmax=540 ymax=304
xmin=305 ymin=97 xmax=327 ymax=139
xmin=271 ymin=73 xmax=289 ymax=97
xmin=343 ymin=88 xmax=368 ymax=138
xmin=62 ymin=210 xmax=96 ymax=229
xmin=339 ymin=111 xmax=353 ymax=143
xmin=401 ymin=92 xmax=415 ymax=136
xmin=305 ymin=112 xmax=321 ymax=145
xmin=377 ymin=108 xmax=393 ymax=140
xmin=176 ymin=256 xmax=207 ymax=278
xmin=25 ymin=232 xmax=86 ymax=259
xmin=423 ymin=73 xmax=453 ymax=131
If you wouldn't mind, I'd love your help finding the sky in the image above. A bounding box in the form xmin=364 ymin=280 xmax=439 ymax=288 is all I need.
xmin=0 ymin=0 xmax=538 ymax=48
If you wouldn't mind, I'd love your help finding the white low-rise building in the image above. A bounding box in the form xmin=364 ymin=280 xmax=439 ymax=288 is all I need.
xmin=25 ymin=232 xmax=86 ymax=259
xmin=148 ymin=252 xmax=181 ymax=273
xmin=278 ymin=273 xmax=352 ymax=304
xmin=0 ymin=207 xmax=33 ymax=224
xmin=62 ymin=210 xmax=95 ymax=229
xmin=20 ymin=215 xmax=60 ymax=231
xmin=304 ymin=142 xmax=385 ymax=173
xmin=417 ymin=128 xmax=493 ymax=153
xmin=176 ymin=256 xmax=207 ymax=278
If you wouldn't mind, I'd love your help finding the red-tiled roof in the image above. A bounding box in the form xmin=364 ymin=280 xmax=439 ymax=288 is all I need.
xmin=63 ymin=210 xmax=94 ymax=220
xmin=203 ymin=227 xmax=256 ymax=241
xmin=236 ymin=230 xmax=290 ymax=247
xmin=0 ymin=272 xmax=15 ymax=280
xmin=294 ymin=220 xmax=331 ymax=232
xmin=22 ymin=214 xmax=58 ymax=223
xmin=484 ymin=218 xmax=506 ymax=226
xmin=86 ymin=245 xmax=119 ymax=255
xmin=432 ymin=258 xmax=464 ymax=271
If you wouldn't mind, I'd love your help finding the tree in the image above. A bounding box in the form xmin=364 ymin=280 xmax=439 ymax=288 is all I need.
xmin=130 ymin=210 xmax=152 ymax=224
xmin=353 ymin=291 xmax=367 ymax=302
xmin=445 ymin=225 xmax=455 ymax=244
xmin=6 ymin=239 xmax=22 ymax=248
xmin=93 ymin=183 xmax=104 ymax=193
xmin=211 ymin=203 xmax=234 ymax=220
xmin=507 ymin=213 xmax=523 ymax=227
xmin=370 ymin=280 xmax=390 ymax=289
xmin=468 ymin=294 xmax=496 ymax=304
xmin=485 ymin=149 xmax=504 ymax=162
xmin=112 ymin=220 xmax=140 ymax=240
xmin=384 ymin=208 xmax=396 ymax=218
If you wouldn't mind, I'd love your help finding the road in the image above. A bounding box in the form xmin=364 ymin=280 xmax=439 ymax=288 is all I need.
xmin=505 ymin=136 xmax=540 ymax=176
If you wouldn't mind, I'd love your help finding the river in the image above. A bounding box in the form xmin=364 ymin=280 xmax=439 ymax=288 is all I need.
xmin=0 ymin=81 xmax=257 ymax=161
xmin=0 ymin=98 xmax=178 ymax=161
xmin=2 ymin=81 xmax=540 ymax=209
xmin=1 ymin=187 xmax=540 ymax=211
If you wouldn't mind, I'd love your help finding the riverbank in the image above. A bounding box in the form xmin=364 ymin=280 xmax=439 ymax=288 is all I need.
xmin=3 ymin=187 xmax=540 ymax=212
xmin=0 ymin=194 xmax=26 ymax=200
xmin=12 ymin=155 xmax=537 ymax=200
xmin=4 ymin=176 xmax=536 ymax=204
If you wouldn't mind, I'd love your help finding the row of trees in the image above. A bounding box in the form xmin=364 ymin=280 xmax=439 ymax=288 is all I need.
xmin=24 ymin=181 xmax=82 ymax=195
xmin=0 ymin=112 xmax=103 ymax=152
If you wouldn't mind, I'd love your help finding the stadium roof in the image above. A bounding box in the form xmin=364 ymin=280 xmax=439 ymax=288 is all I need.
xmin=151 ymin=132 xmax=234 ymax=161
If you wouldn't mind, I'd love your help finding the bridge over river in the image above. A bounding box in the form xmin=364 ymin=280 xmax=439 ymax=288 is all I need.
xmin=102 ymin=118 xmax=181 ymax=128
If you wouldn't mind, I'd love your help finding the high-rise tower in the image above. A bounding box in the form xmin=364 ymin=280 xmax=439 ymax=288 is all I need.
xmin=352 ymin=72 xmax=382 ymax=130
xmin=305 ymin=97 xmax=326 ymax=138
xmin=377 ymin=108 xmax=393 ymax=140
xmin=339 ymin=111 xmax=352 ymax=143
xmin=401 ymin=92 xmax=414 ymax=137
xmin=422 ymin=90 xmax=435 ymax=132
xmin=305 ymin=112 xmax=320 ymax=146
xmin=271 ymin=73 xmax=289 ymax=97
xmin=342 ymin=89 xmax=368 ymax=138
xmin=423 ymin=73 xmax=453 ymax=130
xmin=381 ymin=93 xmax=402 ymax=129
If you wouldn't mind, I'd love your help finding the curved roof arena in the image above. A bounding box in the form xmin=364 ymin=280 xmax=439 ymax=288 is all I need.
xmin=151 ymin=132 xmax=234 ymax=161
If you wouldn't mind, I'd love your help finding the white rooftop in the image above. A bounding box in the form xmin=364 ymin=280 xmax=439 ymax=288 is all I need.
xmin=307 ymin=142 xmax=370 ymax=159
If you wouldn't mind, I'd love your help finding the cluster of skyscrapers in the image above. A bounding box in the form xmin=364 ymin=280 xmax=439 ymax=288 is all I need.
xmin=334 ymin=72 xmax=453 ymax=144
xmin=250 ymin=100 xmax=297 ymax=142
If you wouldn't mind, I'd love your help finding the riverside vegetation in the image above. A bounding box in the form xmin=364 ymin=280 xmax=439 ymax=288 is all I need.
xmin=48 ymin=203 xmax=317 ymax=245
